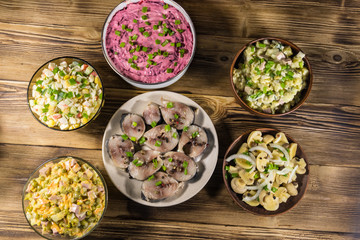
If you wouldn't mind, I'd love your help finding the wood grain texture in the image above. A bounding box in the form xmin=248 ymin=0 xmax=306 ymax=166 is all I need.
xmin=1 ymin=0 xmax=360 ymax=239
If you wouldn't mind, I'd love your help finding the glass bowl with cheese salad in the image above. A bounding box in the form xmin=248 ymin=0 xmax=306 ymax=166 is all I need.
xmin=230 ymin=38 xmax=313 ymax=117
xmin=27 ymin=57 xmax=105 ymax=131
xmin=22 ymin=156 xmax=108 ymax=239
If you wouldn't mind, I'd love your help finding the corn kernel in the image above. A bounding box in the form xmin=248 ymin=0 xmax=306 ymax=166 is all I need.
xmin=69 ymin=125 xmax=75 ymax=130
xmin=48 ymin=120 xmax=55 ymax=127
xmin=81 ymin=117 xmax=88 ymax=125
xmin=64 ymin=80 xmax=70 ymax=88
xmin=64 ymin=75 xmax=70 ymax=80
xmin=95 ymin=76 xmax=101 ymax=86
xmin=82 ymin=89 xmax=89 ymax=94
xmin=74 ymin=123 xmax=80 ymax=128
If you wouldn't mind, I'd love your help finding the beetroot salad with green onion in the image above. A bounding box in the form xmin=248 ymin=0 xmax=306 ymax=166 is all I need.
xmin=105 ymin=0 xmax=194 ymax=83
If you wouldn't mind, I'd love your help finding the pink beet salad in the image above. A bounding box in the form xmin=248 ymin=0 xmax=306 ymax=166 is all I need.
xmin=105 ymin=0 xmax=194 ymax=84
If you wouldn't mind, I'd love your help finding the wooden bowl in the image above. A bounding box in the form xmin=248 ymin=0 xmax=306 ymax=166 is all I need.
xmin=230 ymin=37 xmax=313 ymax=117
xmin=222 ymin=128 xmax=310 ymax=216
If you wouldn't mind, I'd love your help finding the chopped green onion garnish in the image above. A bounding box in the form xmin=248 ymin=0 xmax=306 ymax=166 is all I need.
xmin=43 ymin=116 xmax=48 ymax=121
xmin=245 ymin=160 xmax=252 ymax=166
xmin=259 ymin=43 xmax=266 ymax=48
xmin=133 ymin=19 xmax=138 ymax=23
xmin=155 ymin=39 xmax=161 ymax=44
xmin=172 ymin=132 xmax=177 ymax=139
xmin=174 ymin=62 xmax=178 ymax=67
xmin=166 ymin=102 xmax=173 ymax=108
xmin=141 ymin=15 xmax=148 ymax=20
xmin=145 ymin=21 xmax=151 ymax=26
xmin=168 ymin=157 xmax=173 ymax=162
xmin=166 ymin=68 xmax=173 ymax=73
xmin=165 ymin=124 xmax=171 ymax=132
xmin=225 ymin=165 xmax=230 ymax=171
xmin=130 ymin=136 xmax=136 ymax=142
xmin=52 ymin=68 xmax=59 ymax=74
xmin=271 ymin=187 xmax=278 ymax=193
xmin=155 ymin=140 xmax=162 ymax=147
xmin=176 ymin=29 xmax=184 ymax=33
xmin=176 ymin=42 xmax=182 ymax=47
xmin=183 ymin=126 xmax=189 ymax=132
xmin=142 ymin=46 xmax=148 ymax=52
xmin=251 ymin=46 xmax=255 ymax=52
xmin=133 ymin=55 xmax=138 ymax=60
xmin=132 ymin=121 xmax=138 ymax=127
xmin=281 ymin=156 xmax=287 ymax=161
xmin=158 ymin=32 xmax=164 ymax=37
xmin=174 ymin=113 xmax=179 ymax=119
xmin=192 ymin=131 xmax=199 ymax=138
xmin=132 ymin=34 xmax=138 ymax=40
xmin=136 ymin=45 xmax=141 ymax=52
xmin=142 ymin=7 xmax=148 ymax=12
xmin=231 ymin=173 xmax=239 ymax=178
xmin=279 ymin=90 xmax=284 ymax=95
xmin=152 ymin=158 xmax=158 ymax=168
xmin=136 ymin=161 xmax=144 ymax=167
xmin=126 ymin=152 xmax=133 ymax=157
xmin=175 ymin=20 xmax=181 ymax=25
xmin=155 ymin=181 xmax=162 ymax=186
xmin=139 ymin=27 xmax=145 ymax=32
xmin=153 ymin=25 xmax=159 ymax=30
xmin=122 ymin=24 xmax=126 ymax=30
xmin=115 ymin=30 xmax=121 ymax=36
xmin=120 ymin=42 xmax=126 ymax=48
xmin=36 ymin=86 xmax=42 ymax=93
xmin=139 ymin=136 xmax=146 ymax=144
xmin=148 ymin=175 xmax=154 ymax=181
xmin=163 ymin=4 xmax=169 ymax=9
xmin=162 ymin=165 xmax=167 ymax=171
xmin=162 ymin=14 xmax=166 ymax=19
xmin=184 ymin=169 xmax=188 ymax=175
xmin=143 ymin=31 xmax=150 ymax=37
xmin=69 ymin=78 xmax=77 ymax=85
xmin=161 ymin=39 xmax=169 ymax=47
xmin=82 ymin=113 xmax=89 ymax=119
xmin=151 ymin=121 xmax=157 ymax=128
xmin=114 ymin=51 xmax=118 ymax=55
xmin=126 ymin=28 xmax=133 ymax=32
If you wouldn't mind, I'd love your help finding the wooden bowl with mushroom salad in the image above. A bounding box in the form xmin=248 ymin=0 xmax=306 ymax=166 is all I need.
xmin=222 ymin=128 xmax=309 ymax=216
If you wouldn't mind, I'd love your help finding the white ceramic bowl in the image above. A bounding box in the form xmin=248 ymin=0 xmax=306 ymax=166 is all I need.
xmin=101 ymin=0 xmax=196 ymax=89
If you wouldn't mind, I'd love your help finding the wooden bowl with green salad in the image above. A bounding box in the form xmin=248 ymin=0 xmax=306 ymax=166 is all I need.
xmin=230 ymin=37 xmax=313 ymax=117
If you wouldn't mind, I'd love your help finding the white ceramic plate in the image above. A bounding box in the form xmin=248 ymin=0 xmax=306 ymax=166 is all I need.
xmin=102 ymin=91 xmax=218 ymax=207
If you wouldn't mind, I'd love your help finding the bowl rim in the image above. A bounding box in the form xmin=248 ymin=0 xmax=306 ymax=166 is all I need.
xmin=101 ymin=0 xmax=197 ymax=89
xmin=229 ymin=37 xmax=313 ymax=117
xmin=27 ymin=56 xmax=105 ymax=131
xmin=222 ymin=128 xmax=310 ymax=216
xmin=22 ymin=156 xmax=108 ymax=240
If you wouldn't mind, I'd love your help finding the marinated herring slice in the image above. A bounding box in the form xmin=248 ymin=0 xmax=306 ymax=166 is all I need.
xmin=143 ymin=124 xmax=179 ymax=152
xmin=128 ymin=150 xmax=162 ymax=180
xmin=178 ymin=125 xmax=208 ymax=158
xmin=162 ymin=151 xmax=197 ymax=182
xmin=143 ymin=103 xmax=161 ymax=126
xmin=142 ymin=172 xmax=183 ymax=201
xmin=160 ymin=99 xmax=194 ymax=130
xmin=107 ymin=135 xmax=135 ymax=169
xmin=121 ymin=114 xmax=146 ymax=141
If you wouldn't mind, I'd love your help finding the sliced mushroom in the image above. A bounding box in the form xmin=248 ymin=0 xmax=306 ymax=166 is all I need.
xmin=262 ymin=193 xmax=280 ymax=211
xmin=239 ymin=169 xmax=256 ymax=185
xmin=288 ymin=143 xmax=298 ymax=160
xmin=284 ymin=182 xmax=298 ymax=196
xmin=231 ymin=177 xmax=247 ymax=194
xmin=121 ymin=114 xmax=146 ymax=141
xmin=178 ymin=125 xmax=208 ymax=158
xmin=258 ymin=190 xmax=268 ymax=206
xmin=159 ymin=100 xmax=195 ymax=130
xmin=263 ymin=134 xmax=275 ymax=144
xmin=143 ymin=103 xmax=161 ymax=126
xmin=243 ymin=190 xmax=260 ymax=206
xmin=247 ymin=130 xmax=263 ymax=147
xmin=273 ymin=132 xmax=289 ymax=145
xmin=107 ymin=135 xmax=134 ymax=169
xmin=256 ymin=152 xmax=269 ymax=172
xmin=274 ymin=187 xmax=290 ymax=203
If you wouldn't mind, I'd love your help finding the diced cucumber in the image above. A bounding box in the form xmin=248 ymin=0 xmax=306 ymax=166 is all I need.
xmin=84 ymin=66 xmax=94 ymax=75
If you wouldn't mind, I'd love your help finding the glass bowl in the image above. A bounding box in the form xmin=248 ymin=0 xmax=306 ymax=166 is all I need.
xmin=222 ymin=128 xmax=309 ymax=216
xmin=27 ymin=57 xmax=105 ymax=131
xmin=230 ymin=37 xmax=313 ymax=117
xmin=22 ymin=156 xmax=108 ymax=239
xmin=101 ymin=0 xmax=196 ymax=89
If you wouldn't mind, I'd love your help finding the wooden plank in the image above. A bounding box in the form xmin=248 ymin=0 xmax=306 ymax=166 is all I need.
xmin=1 ymin=82 xmax=359 ymax=167
xmin=0 ymin=1 xmax=360 ymax=105
xmin=1 ymin=144 xmax=359 ymax=236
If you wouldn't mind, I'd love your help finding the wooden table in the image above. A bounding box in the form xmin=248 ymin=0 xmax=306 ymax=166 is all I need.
xmin=1 ymin=0 xmax=360 ymax=239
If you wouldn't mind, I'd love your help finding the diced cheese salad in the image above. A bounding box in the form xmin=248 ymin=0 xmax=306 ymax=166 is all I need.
xmin=24 ymin=157 xmax=106 ymax=238
xmin=29 ymin=60 xmax=103 ymax=130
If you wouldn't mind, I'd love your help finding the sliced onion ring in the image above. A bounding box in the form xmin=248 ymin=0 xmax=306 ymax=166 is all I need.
xmin=269 ymin=143 xmax=290 ymax=162
xmin=249 ymin=146 xmax=273 ymax=158
xmin=225 ymin=154 xmax=255 ymax=166
xmin=287 ymin=165 xmax=298 ymax=183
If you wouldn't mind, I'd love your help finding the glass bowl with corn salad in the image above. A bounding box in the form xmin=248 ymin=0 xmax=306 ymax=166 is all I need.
xmin=22 ymin=156 xmax=108 ymax=239
xmin=27 ymin=57 xmax=105 ymax=131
